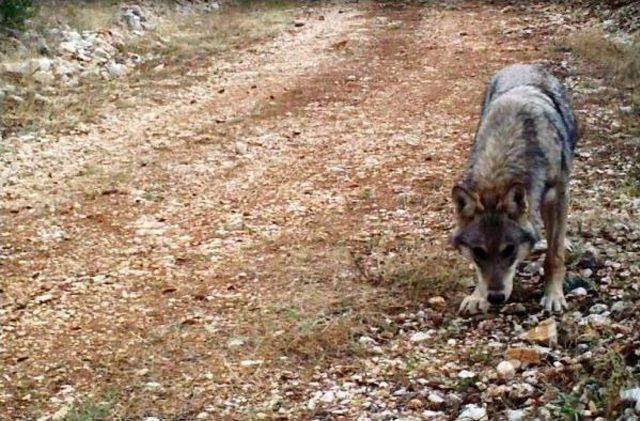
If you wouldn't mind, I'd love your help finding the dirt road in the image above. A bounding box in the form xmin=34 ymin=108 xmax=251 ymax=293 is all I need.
xmin=2 ymin=2 xmax=639 ymax=419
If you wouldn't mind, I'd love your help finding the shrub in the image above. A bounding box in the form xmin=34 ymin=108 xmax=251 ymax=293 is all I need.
xmin=0 ymin=0 xmax=34 ymax=31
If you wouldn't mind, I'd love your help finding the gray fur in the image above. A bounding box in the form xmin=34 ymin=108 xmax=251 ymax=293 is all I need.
xmin=465 ymin=63 xmax=577 ymax=230
xmin=453 ymin=63 xmax=579 ymax=314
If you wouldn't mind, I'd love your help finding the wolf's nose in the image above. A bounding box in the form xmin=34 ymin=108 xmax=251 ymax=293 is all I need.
xmin=487 ymin=292 xmax=505 ymax=305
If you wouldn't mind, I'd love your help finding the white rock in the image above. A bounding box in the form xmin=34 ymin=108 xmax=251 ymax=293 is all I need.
xmin=422 ymin=410 xmax=445 ymax=419
xmin=35 ymin=293 xmax=54 ymax=304
xmin=620 ymin=388 xmax=640 ymax=412
xmin=234 ymin=141 xmax=248 ymax=155
xmin=410 ymin=331 xmax=431 ymax=342
xmin=145 ymin=382 xmax=161 ymax=390
xmin=506 ymin=409 xmax=526 ymax=421
xmin=320 ymin=391 xmax=335 ymax=403
xmin=457 ymin=370 xmax=476 ymax=379
xmin=428 ymin=392 xmax=445 ymax=404
xmin=227 ymin=338 xmax=244 ymax=348
xmin=457 ymin=404 xmax=487 ymax=420
xmin=589 ymin=303 xmax=608 ymax=314
xmin=33 ymin=70 xmax=54 ymax=85
xmin=240 ymin=359 xmax=263 ymax=367
xmin=569 ymin=287 xmax=587 ymax=296
xmin=1 ymin=61 xmax=29 ymax=76
xmin=359 ymin=336 xmax=378 ymax=346
xmin=106 ymin=61 xmax=127 ymax=78
xmin=496 ymin=360 xmax=516 ymax=380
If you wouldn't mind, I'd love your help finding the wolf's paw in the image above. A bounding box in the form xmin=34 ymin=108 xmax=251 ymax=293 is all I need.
xmin=540 ymin=290 xmax=568 ymax=312
xmin=459 ymin=294 xmax=489 ymax=315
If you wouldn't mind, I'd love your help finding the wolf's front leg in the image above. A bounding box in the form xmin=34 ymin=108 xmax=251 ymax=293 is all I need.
xmin=459 ymin=283 xmax=489 ymax=315
xmin=540 ymin=183 xmax=569 ymax=312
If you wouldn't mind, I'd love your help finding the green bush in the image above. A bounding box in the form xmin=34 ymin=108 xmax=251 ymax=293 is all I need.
xmin=0 ymin=0 xmax=34 ymax=31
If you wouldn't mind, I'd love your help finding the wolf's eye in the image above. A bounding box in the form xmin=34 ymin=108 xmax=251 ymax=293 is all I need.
xmin=472 ymin=247 xmax=488 ymax=261
xmin=501 ymin=244 xmax=516 ymax=259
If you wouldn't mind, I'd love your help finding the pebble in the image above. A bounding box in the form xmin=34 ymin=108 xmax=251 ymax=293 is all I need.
xmin=506 ymin=409 xmax=526 ymax=421
xmin=227 ymin=338 xmax=244 ymax=348
xmin=458 ymin=370 xmax=476 ymax=379
xmin=496 ymin=360 xmax=516 ymax=380
xmin=569 ymin=287 xmax=588 ymax=296
xmin=428 ymin=392 xmax=445 ymax=405
xmin=422 ymin=410 xmax=446 ymax=419
xmin=611 ymin=301 xmax=628 ymax=313
xmin=505 ymin=347 xmax=541 ymax=366
xmin=589 ymin=303 xmax=608 ymax=314
xmin=428 ymin=296 xmax=446 ymax=309
xmin=410 ymin=331 xmax=431 ymax=342
xmin=106 ymin=61 xmax=127 ymax=78
xmin=521 ymin=318 xmax=557 ymax=346
xmin=234 ymin=141 xmax=248 ymax=155
xmin=457 ymin=404 xmax=487 ymax=420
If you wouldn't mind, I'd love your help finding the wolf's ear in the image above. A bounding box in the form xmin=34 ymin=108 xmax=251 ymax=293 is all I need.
xmin=452 ymin=185 xmax=478 ymax=218
xmin=500 ymin=183 xmax=527 ymax=217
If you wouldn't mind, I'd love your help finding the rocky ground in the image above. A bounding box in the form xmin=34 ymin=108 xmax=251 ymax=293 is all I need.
xmin=1 ymin=1 xmax=639 ymax=420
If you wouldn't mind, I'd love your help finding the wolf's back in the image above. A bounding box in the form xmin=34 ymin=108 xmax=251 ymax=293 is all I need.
xmin=480 ymin=63 xmax=578 ymax=153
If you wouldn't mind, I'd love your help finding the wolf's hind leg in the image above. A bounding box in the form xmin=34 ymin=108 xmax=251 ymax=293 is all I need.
xmin=540 ymin=183 xmax=569 ymax=312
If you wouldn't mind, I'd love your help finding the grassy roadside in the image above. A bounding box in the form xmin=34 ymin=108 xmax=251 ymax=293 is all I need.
xmin=0 ymin=1 xmax=297 ymax=138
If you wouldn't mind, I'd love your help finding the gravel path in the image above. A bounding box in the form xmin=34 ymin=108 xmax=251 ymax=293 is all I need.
xmin=1 ymin=2 xmax=638 ymax=419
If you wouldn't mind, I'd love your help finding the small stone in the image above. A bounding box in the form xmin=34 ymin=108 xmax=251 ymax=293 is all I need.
xmin=520 ymin=318 xmax=557 ymax=346
xmin=320 ymin=391 xmax=335 ymax=403
xmin=422 ymin=410 xmax=445 ymax=419
xmin=620 ymin=388 xmax=640 ymax=412
xmin=506 ymin=409 xmax=526 ymax=421
xmin=410 ymin=331 xmax=431 ymax=342
xmin=407 ymin=398 xmax=423 ymax=409
xmin=496 ymin=360 xmax=516 ymax=380
xmin=428 ymin=392 xmax=445 ymax=405
xmin=428 ymin=296 xmax=446 ymax=309
xmin=240 ymin=359 xmax=263 ymax=367
xmin=346 ymin=75 xmax=357 ymax=81
xmin=458 ymin=370 xmax=476 ymax=379
xmin=589 ymin=303 xmax=608 ymax=314
xmin=505 ymin=348 xmax=541 ymax=366
xmin=586 ymin=313 xmax=610 ymax=327
xmin=234 ymin=141 xmax=248 ymax=155
xmin=359 ymin=335 xmax=378 ymax=346
xmin=145 ymin=382 xmax=161 ymax=390
xmin=106 ymin=61 xmax=127 ymax=78
xmin=227 ymin=338 xmax=244 ymax=348
xmin=611 ymin=301 xmax=628 ymax=313
xmin=569 ymin=287 xmax=588 ymax=296
xmin=35 ymin=293 xmax=54 ymax=304
xmin=457 ymin=404 xmax=487 ymax=420
xmin=293 ymin=20 xmax=305 ymax=27
xmin=32 ymin=70 xmax=54 ymax=85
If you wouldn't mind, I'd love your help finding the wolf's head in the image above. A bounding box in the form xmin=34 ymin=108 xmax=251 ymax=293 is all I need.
xmin=451 ymin=183 xmax=537 ymax=305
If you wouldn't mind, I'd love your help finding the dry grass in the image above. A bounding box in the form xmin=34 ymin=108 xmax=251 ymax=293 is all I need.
xmin=32 ymin=1 xmax=120 ymax=32
xmin=565 ymin=29 xmax=640 ymax=94
xmin=0 ymin=4 xmax=294 ymax=137
xmin=352 ymin=236 xmax=470 ymax=301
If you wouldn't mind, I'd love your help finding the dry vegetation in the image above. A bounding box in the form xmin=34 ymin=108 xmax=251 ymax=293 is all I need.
xmin=0 ymin=1 xmax=295 ymax=137
xmin=2 ymin=1 xmax=640 ymax=419
xmin=565 ymin=28 xmax=640 ymax=102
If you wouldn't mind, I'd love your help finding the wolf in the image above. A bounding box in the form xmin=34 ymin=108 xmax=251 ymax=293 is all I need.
xmin=451 ymin=63 xmax=578 ymax=314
